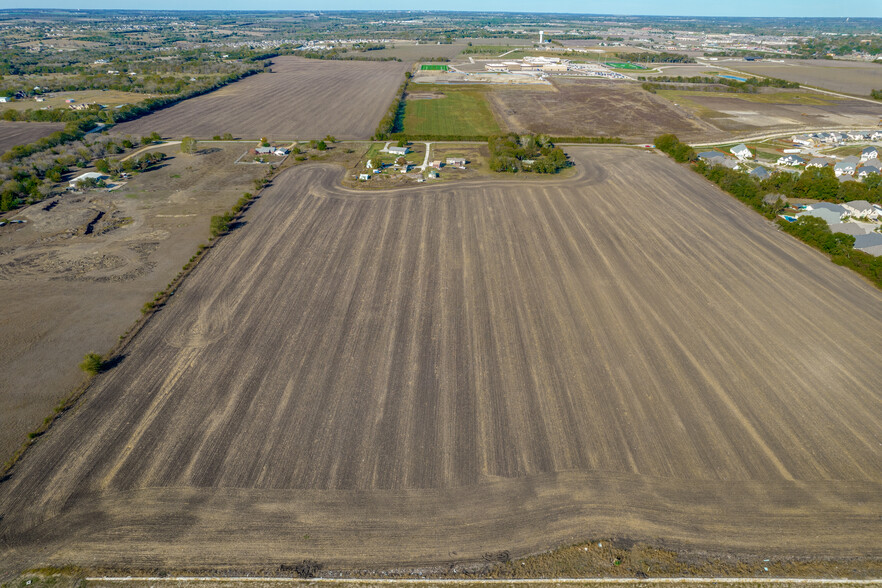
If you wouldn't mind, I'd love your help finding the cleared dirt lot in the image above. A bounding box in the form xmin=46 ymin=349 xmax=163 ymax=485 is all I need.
xmin=0 ymin=144 xmax=265 ymax=462
xmin=487 ymin=79 xmax=719 ymax=141
xmin=657 ymin=89 xmax=882 ymax=135
xmin=718 ymin=58 xmax=882 ymax=96
xmin=0 ymin=148 xmax=880 ymax=575
xmin=0 ymin=121 xmax=64 ymax=155
xmin=113 ymin=57 xmax=408 ymax=140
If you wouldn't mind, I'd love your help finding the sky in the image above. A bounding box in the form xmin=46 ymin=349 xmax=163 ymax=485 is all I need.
xmin=4 ymin=0 xmax=880 ymax=18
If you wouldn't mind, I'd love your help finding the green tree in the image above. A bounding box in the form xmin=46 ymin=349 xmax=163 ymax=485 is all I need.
xmin=180 ymin=136 xmax=198 ymax=154
xmin=79 ymin=352 xmax=104 ymax=375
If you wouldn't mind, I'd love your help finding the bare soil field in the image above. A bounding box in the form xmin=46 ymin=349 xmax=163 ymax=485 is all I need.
xmin=0 ymin=121 xmax=64 ymax=155
xmin=487 ymin=79 xmax=718 ymax=141
xmin=0 ymin=147 xmax=880 ymax=576
xmin=0 ymin=144 xmax=265 ymax=462
xmin=358 ymin=42 xmax=467 ymax=62
xmin=657 ymin=89 xmax=882 ymax=136
xmin=716 ymin=58 xmax=882 ymax=96
xmin=113 ymin=57 xmax=408 ymax=140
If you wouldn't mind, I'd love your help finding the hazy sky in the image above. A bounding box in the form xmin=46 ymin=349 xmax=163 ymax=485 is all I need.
xmin=6 ymin=0 xmax=878 ymax=18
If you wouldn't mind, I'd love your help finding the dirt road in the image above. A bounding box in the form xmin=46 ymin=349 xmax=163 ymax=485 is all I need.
xmin=0 ymin=147 xmax=879 ymax=575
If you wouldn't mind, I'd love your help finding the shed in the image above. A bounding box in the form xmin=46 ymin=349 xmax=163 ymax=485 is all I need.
xmin=69 ymin=172 xmax=107 ymax=188
xmin=358 ymin=173 xmax=371 ymax=181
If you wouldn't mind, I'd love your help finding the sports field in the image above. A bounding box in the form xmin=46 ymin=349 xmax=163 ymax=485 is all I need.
xmin=420 ymin=64 xmax=449 ymax=71
xmin=605 ymin=62 xmax=645 ymax=69
xmin=1 ymin=147 xmax=879 ymax=576
xmin=403 ymin=87 xmax=500 ymax=136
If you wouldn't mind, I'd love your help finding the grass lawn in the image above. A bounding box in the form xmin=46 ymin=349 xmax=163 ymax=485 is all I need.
xmin=403 ymin=88 xmax=500 ymax=137
xmin=420 ymin=64 xmax=449 ymax=71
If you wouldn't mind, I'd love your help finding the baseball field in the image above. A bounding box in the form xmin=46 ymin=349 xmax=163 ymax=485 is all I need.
xmin=0 ymin=147 xmax=879 ymax=575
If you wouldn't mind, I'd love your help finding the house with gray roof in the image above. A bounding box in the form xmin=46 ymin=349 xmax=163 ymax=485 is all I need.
xmin=777 ymin=154 xmax=806 ymax=166
xmin=791 ymin=134 xmax=815 ymax=147
xmin=806 ymin=157 xmax=832 ymax=169
xmin=847 ymin=131 xmax=869 ymax=141
xmin=838 ymin=175 xmax=857 ymax=183
xmin=796 ymin=208 xmax=844 ymax=225
xmin=861 ymin=146 xmax=879 ymax=162
xmin=857 ymin=166 xmax=879 ymax=178
xmin=854 ymin=232 xmax=882 ymax=251
xmin=834 ymin=156 xmax=860 ymax=176
xmin=828 ymin=223 xmax=870 ymax=237
xmin=842 ymin=200 xmax=879 ymax=220
xmin=749 ymin=166 xmax=771 ymax=180
xmin=697 ymin=151 xmax=726 ymax=162
xmin=730 ymin=143 xmax=752 ymax=159
xmin=859 ymin=244 xmax=882 ymax=257
xmin=807 ymin=202 xmax=847 ymax=214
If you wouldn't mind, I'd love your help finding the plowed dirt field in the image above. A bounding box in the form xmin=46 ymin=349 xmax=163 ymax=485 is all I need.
xmin=0 ymin=147 xmax=879 ymax=576
xmin=113 ymin=57 xmax=407 ymax=140
xmin=0 ymin=121 xmax=64 ymax=156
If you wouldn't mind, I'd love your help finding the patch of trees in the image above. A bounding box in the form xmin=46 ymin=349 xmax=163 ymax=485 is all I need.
xmin=872 ymin=89 xmax=882 ymax=101
xmin=639 ymin=75 xmax=799 ymax=94
xmin=613 ymin=52 xmax=695 ymax=63
xmin=374 ymin=76 xmax=409 ymax=140
xmin=654 ymin=134 xmax=696 ymax=163
xmin=488 ymin=134 xmax=569 ymax=174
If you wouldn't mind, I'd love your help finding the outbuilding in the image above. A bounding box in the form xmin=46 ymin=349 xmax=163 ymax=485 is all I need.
xmin=69 ymin=172 xmax=107 ymax=188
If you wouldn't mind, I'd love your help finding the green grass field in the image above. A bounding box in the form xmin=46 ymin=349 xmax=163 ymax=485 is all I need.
xmin=606 ymin=62 xmax=645 ymax=70
xmin=420 ymin=64 xmax=449 ymax=71
xmin=403 ymin=89 xmax=500 ymax=137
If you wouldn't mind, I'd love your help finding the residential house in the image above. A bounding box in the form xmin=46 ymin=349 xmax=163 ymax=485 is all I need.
xmin=749 ymin=166 xmax=771 ymax=180
xmin=827 ymin=223 xmax=870 ymax=237
xmin=697 ymin=151 xmax=725 ymax=163
xmin=871 ymin=131 xmax=882 ymax=141
xmin=806 ymin=157 xmax=832 ymax=169
xmin=842 ymin=200 xmax=879 ymax=220
xmin=834 ymin=156 xmax=860 ymax=176
xmin=863 ymin=157 xmax=881 ymax=170
xmin=856 ymin=166 xmax=879 ymax=178
xmin=791 ymin=134 xmax=814 ymax=147
xmin=446 ymin=157 xmax=466 ymax=168
xmin=861 ymin=146 xmax=878 ymax=162
xmin=859 ymin=244 xmax=882 ymax=257
xmin=386 ymin=145 xmax=409 ymax=156
xmin=777 ymin=154 xmax=806 ymax=166
xmin=847 ymin=130 xmax=868 ymax=141
xmin=358 ymin=173 xmax=371 ymax=180
xmin=854 ymin=232 xmax=882 ymax=252
xmin=429 ymin=160 xmax=443 ymax=169
xmin=273 ymin=148 xmax=289 ymax=156
xmin=255 ymin=146 xmax=275 ymax=154
xmin=796 ymin=208 xmax=844 ymax=225
xmin=730 ymin=143 xmax=752 ymax=159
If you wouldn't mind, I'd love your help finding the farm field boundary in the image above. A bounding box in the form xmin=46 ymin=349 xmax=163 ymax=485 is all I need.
xmin=1 ymin=148 xmax=879 ymax=575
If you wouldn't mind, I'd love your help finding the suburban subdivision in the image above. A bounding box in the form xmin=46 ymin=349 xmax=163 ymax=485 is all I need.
xmin=0 ymin=9 xmax=880 ymax=586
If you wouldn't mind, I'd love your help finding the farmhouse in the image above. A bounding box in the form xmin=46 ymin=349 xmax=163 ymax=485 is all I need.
xmin=68 ymin=172 xmax=107 ymax=188
xmin=861 ymin=146 xmax=878 ymax=162
xmin=446 ymin=157 xmax=466 ymax=168
xmin=834 ymin=156 xmax=860 ymax=177
xmin=255 ymin=146 xmax=275 ymax=154
xmin=730 ymin=143 xmax=752 ymax=159
xmin=777 ymin=154 xmax=805 ymax=166
xmin=386 ymin=145 xmax=409 ymax=156
xmin=429 ymin=160 xmax=442 ymax=169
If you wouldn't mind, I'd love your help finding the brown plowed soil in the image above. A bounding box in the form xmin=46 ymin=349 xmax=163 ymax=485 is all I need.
xmin=113 ymin=57 xmax=408 ymax=141
xmin=0 ymin=121 xmax=65 ymax=156
xmin=0 ymin=147 xmax=879 ymax=576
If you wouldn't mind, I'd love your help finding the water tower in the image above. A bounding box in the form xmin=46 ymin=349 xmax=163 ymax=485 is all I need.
xmin=539 ymin=30 xmax=544 ymax=44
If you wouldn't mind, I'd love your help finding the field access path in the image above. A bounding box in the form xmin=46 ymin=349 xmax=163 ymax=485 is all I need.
xmin=0 ymin=147 xmax=880 ymax=575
